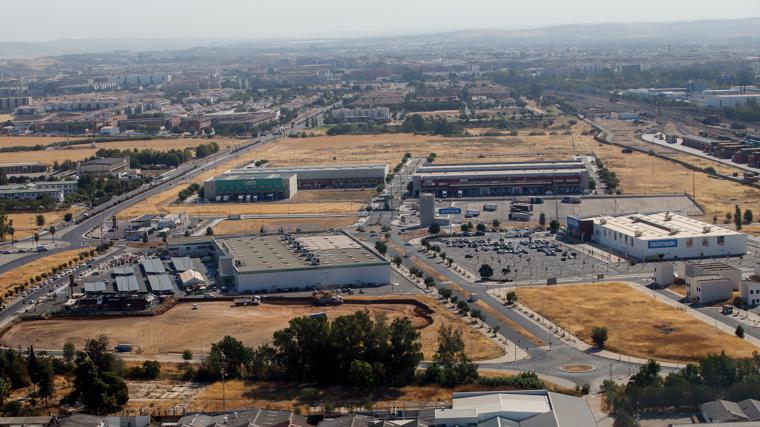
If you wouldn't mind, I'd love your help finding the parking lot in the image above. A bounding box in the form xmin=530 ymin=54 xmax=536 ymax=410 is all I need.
xmin=444 ymin=194 xmax=700 ymax=225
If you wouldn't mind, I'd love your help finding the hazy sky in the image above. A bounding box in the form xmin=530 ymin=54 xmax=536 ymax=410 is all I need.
xmin=3 ymin=0 xmax=760 ymax=42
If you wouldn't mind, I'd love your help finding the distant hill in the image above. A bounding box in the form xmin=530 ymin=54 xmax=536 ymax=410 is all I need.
xmin=428 ymin=18 xmax=760 ymax=44
xmin=1 ymin=17 xmax=759 ymax=58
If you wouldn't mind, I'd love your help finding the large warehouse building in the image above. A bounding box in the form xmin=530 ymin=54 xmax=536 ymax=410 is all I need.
xmin=203 ymin=173 xmax=298 ymax=202
xmin=167 ymin=231 xmax=391 ymax=292
xmin=411 ymin=160 xmax=589 ymax=198
xmin=567 ymin=212 xmax=747 ymax=260
xmin=224 ymin=164 xmax=388 ymax=189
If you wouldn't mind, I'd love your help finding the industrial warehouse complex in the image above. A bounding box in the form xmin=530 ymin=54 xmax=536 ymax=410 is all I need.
xmin=168 ymin=231 xmax=391 ymax=292
xmin=567 ymin=212 xmax=747 ymax=260
xmin=411 ymin=160 xmax=589 ymax=198
xmin=203 ymin=164 xmax=388 ymax=201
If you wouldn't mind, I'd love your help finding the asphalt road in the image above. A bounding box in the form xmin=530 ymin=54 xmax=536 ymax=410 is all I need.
xmin=0 ymin=133 xmax=279 ymax=276
xmin=352 ymin=223 xmax=658 ymax=389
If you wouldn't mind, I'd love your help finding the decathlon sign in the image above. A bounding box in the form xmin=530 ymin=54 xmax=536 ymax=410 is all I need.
xmin=648 ymin=239 xmax=677 ymax=249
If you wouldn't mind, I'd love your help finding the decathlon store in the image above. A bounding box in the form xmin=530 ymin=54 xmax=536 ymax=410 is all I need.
xmin=590 ymin=212 xmax=747 ymax=261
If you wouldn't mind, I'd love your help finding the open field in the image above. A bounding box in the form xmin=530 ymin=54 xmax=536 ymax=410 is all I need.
xmin=212 ymin=216 xmax=359 ymax=235
xmin=7 ymin=206 xmax=85 ymax=239
xmin=0 ymin=138 xmax=241 ymax=164
xmin=126 ymin=119 xmax=760 ymax=222
xmin=0 ymin=296 xmax=503 ymax=361
xmin=517 ymin=282 xmax=758 ymax=362
xmin=0 ymin=247 xmax=92 ymax=298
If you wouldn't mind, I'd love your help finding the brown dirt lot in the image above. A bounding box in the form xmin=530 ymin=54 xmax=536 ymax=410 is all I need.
xmin=212 ymin=216 xmax=359 ymax=235
xmin=0 ymin=247 xmax=93 ymax=298
xmin=517 ymin=282 xmax=759 ymax=362
xmin=0 ymin=138 xmax=241 ymax=164
xmin=0 ymin=296 xmax=503 ymax=361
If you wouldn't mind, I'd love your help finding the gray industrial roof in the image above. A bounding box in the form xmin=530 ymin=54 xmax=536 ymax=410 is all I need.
xmin=319 ymin=414 xmax=373 ymax=427
xmin=112 ymin=266 xmax=135 ymax=276
xmin=147 ymin=274 xmax=173 ymax=292
xmin=140 ymin=259 xmax=165 ymax=274
xmin=83 ymin=282 xmax=107 ymax=293
xmin=216 ymin=232 xmax=386 ymax=273
xmin=171 ymin=257 xmax=194 ymax=272
xmin=115 ymin=275 xmax=140 ymax=293
xmin=177 ymin=409 xmax=304 ymax=427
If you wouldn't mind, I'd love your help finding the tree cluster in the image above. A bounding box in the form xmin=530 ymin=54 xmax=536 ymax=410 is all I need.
xmin=604 ymin=352 xmax=760 ymax=426
xmin=197 ymin=311 xmax=423 ymax=390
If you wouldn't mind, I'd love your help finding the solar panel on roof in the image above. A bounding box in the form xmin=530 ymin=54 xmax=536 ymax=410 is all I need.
xmin=147 ymin=274 xmax=173 ymax=292
xmin=115 ymin=275 xmax=139 ymax=292
xmin=140 ymin=259 xmax=166 ymax=274
xmin=171 ymin=257 xmax=194 ymax=272
xmin=112 ymin=266 xmax=134 ymax=276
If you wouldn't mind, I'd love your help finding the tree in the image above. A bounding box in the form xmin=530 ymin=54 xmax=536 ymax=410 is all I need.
xmin=479 ymin=264 xmax=493 ymax=280
xmin=736 ymin=324 xmax=745 ymax=338
xmin=205 ymin=226 xmax=214 ymax=236
xmin=35 ymin=214 xmax=45 ymax=228
xmin=476 ymin=223 xmax=486 ymax=232
xmin=744 ymin=209 xmax=754 ymax=225
xmin=501 ymin=267 xmax=511 ymax=280
xmin=204 ymin=336 xmax=253 ymax=379
xmin=48 ymin=225 xmax=56 ymax=245
xmin=492 ymin=219 xmax=500 ymax=229
xmin=460 ymin=223 xmax=470 ymax=233
xmin=374 ymin=241 xmax=388 ymax=256
xmin=591 ymin=326 xmax=608 ymax=349
xmin=7 ymin=226 xmax=14 ymax=247
xmin=549 ymin=219 xmax=560 ymax=234
xmin=426 ymin=325 xmax=478 ymax=387
xmin=33 ymin=232 xmax=40 ymax=247
xmin=64 ymin=212 xmax=73 ymax=222
xmin=735 ymin=205 xmax=743 ymax=230
xmin=428 ymin=223 xmax=441 ymax=235
xmin=539 ymin=213 xmax=547 ymax=227
xmin=349 ymin=359 xmax=375 ymax=389
xmin=506 ymin=291 xmax=518 ymax=305
xmin=36 ymin=359 xmax=55 ymax=407
xmin=69 ymin=357 xmax=128 ymax=413
xmin=63 ymin=341 xmax=76 ymax=363
xmin=392 ymin=255 xmax=402 ymax=268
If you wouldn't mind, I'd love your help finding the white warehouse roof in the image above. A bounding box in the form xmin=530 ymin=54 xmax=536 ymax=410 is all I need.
xmin=592 ymin=212 xmax=743 ymax=241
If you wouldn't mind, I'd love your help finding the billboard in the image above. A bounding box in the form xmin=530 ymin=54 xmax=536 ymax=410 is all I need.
xmin=439 ymin=207 xmax=462 ymax=215
xmin=648 ymin=239 xmax=678 ymax=249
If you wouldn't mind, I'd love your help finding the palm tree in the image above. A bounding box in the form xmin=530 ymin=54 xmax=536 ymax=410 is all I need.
xmin=33 ymin=232 xmax=40 ymax=248
xmin=48 ymin=225 xmax=56 ymax=246
xmin=7 ymin=226 xmax=14 ymax=248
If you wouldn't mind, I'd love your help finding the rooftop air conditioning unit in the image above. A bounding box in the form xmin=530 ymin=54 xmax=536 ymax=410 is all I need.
xmin=599 ymin=218 xmax=607 ymax=225
xmin=669 ymin=229 xmax=679 ymax=235
xmin=703 ymin=226 xmax=712 ymax=233
xmin=664 ymin=212 xmax=673 ymax=221
xmin=634 ymin=229 xmax=643 ymax=237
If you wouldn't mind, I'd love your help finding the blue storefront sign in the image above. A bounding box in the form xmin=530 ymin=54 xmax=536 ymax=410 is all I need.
xmin=648 ymin=239 xmax=678 ymax=249
xmin=566 ymin=216 xmax=580 ymax=233
xmin=439 ymin=207 xmax=462 ymax=215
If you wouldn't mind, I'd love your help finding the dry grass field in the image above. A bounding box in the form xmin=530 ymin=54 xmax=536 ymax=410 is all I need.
xmin=517 ymin=282 xmax=758 ymax=362
xmin=212 ymin=216 xmax=359 ymax=235
xmin=0 ymin=138 xmax=241 ymax=164
xmin=7 ymin=206 xmax=84 ymax=239
xmin=123 ymin=120 xmax=760 ymax=223
xmin=0 ymin=296 xmax=503 ymax=361
xmin=0 ymin=247 xmax=92 ymax=298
